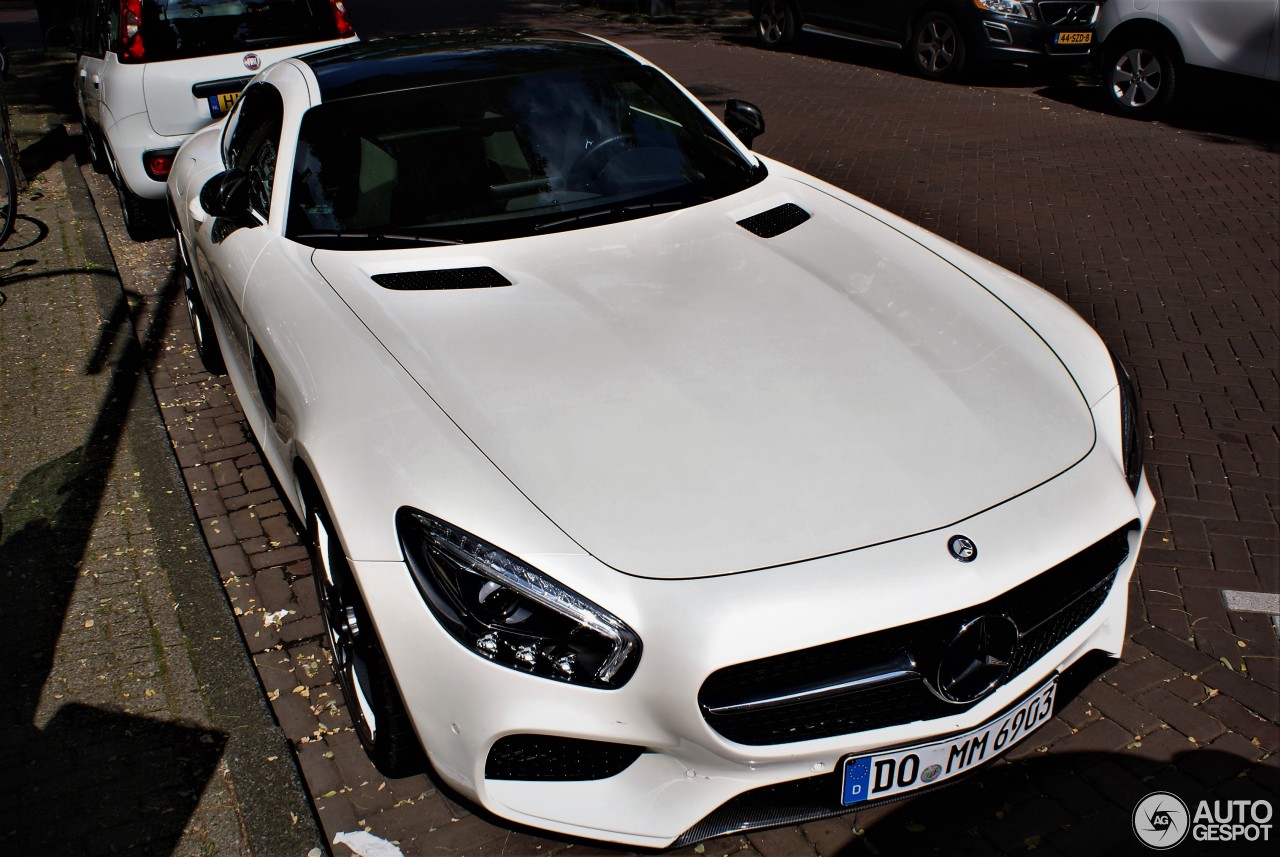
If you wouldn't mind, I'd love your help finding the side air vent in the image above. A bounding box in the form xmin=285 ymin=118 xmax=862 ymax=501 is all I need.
xmin=737 ymin=203 xmax=810 ymax=238
xmin=372 ymin=267 xmax=512 ymax=291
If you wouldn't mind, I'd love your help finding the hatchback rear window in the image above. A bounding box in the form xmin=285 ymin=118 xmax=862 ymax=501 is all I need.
xmin=136 ymin=0 xmax=345 ymax=62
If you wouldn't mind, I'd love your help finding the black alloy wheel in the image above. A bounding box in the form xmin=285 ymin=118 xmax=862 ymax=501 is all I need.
xmin=308 ymin=499 xmax=424 ymax=776
xmin=755 ymin=0 xmax=798 ymax=49
xmin=177 ymin=234 xmax=225 ymax=375
xmin=911 ymin=11 xmax=967 ymax=79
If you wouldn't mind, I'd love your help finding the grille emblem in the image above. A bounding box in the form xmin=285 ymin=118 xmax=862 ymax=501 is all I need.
xmin=948 ymin=535 xmax=977 ymax=562
xmin=934 ymin=614 xmax=1019 ymax=703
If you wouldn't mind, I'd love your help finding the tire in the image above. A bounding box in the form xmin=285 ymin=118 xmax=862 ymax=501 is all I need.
xmin=116 ymin=176 xmax=169 ymax=241
xmin=177 ymin=233 xmax=225 ymax=375
xmin=755 ymin=0 xmax=798 ymax=49
xmin=83 ymin=122 xmax=110 ymax=174
xmin=308 ymin=498 xmax=424 ymax=777
xmin=1105 ymin=37 xmax=1178 ymax=118
xmin=910 ymin=11 xmax=967 ymax=80
xmin=0 ymin=147 xmax=15 ymax=248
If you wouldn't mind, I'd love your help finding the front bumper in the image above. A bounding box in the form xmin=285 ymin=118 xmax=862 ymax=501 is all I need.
xmin=354 ymin=449 xmax=1155 ymax=848
xmin=969 ymin=9 xmax=1098 ymax=67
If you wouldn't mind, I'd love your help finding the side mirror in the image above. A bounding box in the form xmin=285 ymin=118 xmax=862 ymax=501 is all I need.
xmin=199 ymin=169 xmax=252 ymax=224
xmin=724 ymin=99 xmax=765 ymax=149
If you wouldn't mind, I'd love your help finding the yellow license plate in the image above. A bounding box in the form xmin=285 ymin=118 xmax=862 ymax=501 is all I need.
xmin=1055 ymin=32 xmax=1093 ymax=45
xmin=210 ymin=90 xmax=242 ymax=117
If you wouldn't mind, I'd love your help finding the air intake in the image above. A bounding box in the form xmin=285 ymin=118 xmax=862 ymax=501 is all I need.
xmin=737 ymin=203 xmax=810 ymax=238
xmin=372 ymin=267 xmax=512 ymax=291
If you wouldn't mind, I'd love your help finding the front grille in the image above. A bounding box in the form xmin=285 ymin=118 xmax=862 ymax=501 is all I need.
xmin=485 ymin=734 xmax=645 ymax=781
xmin=699 ymin=524 xmax=1135 ymax=745
xmin=1037 ymin=2 xmax=1098 ymax=27
xmin=674 ymin=652 xmax=1117 ymax=848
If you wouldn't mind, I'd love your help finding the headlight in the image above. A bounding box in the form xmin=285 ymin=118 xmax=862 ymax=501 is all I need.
xmin=973 ymin=0 xmax=1029 ymax=17
xmin=398 ymin=508 xmax=641 ymax=688
xmin=1112 ymin=353 xmax=1144 ymax=493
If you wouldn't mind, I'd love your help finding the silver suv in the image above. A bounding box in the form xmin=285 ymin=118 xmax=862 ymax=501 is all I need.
xmin=1099 ymin=0 xmax=1280 ymax=117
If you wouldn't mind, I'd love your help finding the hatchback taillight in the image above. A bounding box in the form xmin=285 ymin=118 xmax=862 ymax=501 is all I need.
xmin=142 ymin=148 xmax=178 ymax=181
xmin=119 ymin=0 xmax=145 ymax=62
xmin=330 ymin=0 xmax=356 ymax=38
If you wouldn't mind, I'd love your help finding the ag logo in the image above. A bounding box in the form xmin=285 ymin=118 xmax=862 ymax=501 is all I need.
xmin=1133 ymin=791 xmax=1189 ymax=849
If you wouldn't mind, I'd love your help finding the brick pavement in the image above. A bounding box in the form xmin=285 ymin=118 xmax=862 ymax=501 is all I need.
xmin=40 ymin=4 xmax=1280 ymax=856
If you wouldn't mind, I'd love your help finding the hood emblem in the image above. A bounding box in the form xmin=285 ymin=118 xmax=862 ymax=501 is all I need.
xmin=243 ymin=53 xmax=262 ymax=71
xmin=948 ymin=535 xmax=977 ymax=563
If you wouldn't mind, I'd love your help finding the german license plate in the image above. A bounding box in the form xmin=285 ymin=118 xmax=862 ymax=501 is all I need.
xmin=1055 ymin=32 xmax=1092 ymax=45
xmin=840 ymin=678 xmax=1056 ymax=806
xmin=208 ymin=90 xmax=242 ymax=118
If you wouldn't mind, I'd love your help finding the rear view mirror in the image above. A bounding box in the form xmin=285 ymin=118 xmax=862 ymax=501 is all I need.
xmin=724 ymin=99 xmax=765 ymax=149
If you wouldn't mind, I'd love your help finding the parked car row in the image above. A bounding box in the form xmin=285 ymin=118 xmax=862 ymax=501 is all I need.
xmin=165 ymin=29 xmax=1153 ymax=848
xmin=70 ymin=1 xmax=1278 ymax=248
xmin=751 ymin=0 xmax=1280 ymax=117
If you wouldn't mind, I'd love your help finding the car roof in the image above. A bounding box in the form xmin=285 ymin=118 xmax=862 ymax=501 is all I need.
xmin=297 ymin=30 xmax=639 ymax=102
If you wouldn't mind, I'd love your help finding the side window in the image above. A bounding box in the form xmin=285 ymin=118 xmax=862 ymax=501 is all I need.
xmin=223 ymin=84 xmax=285 ymax=221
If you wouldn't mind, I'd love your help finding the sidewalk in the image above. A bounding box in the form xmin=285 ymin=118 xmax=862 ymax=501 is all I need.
xmin=0 ymin=35 xmax=322 ymax=857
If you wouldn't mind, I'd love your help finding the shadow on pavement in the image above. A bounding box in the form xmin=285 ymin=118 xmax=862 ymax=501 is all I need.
xmin=0 ymin=198 xmax=228 ymax=852
xmin=1036 ymin=76 xmax=1280 ymax=150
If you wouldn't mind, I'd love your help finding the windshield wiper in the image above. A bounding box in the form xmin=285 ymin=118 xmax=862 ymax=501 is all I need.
xmin=296 ymin=231 xmax=463 ymax=246
xmin=534 ymin=200 xmax=689 ymax=233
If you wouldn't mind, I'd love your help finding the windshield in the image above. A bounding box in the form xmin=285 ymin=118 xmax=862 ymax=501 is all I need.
xmin=139 ymin=0 xmax=342 ymax=62
xmin=286 ymin=63 xmax=765 ymax=248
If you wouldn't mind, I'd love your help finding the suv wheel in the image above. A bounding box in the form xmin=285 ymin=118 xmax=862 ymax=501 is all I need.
xmin=1106 ymin=37 xmax=1178 ymax=118
xmin=910 ymin=11 xmax=967 ymax=80
xmin=755 ymin=0 xmax=798 ymax=49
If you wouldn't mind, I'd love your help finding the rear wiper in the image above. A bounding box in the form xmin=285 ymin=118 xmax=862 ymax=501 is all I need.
xmin=534 ymin=200 xmax=688 ymax=232
xmin=296 ymin=231 xmax=463 ymax=246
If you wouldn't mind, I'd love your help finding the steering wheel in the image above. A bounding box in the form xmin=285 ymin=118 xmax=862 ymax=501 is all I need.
xmin=567 ymin=134 xmax=637 ymax=187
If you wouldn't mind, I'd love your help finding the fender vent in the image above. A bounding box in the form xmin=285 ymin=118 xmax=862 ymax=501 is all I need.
xmin=372 ymin=267 xmax=512 ymax=291
xmin=737 ymin=203 xmax=810 ymax=238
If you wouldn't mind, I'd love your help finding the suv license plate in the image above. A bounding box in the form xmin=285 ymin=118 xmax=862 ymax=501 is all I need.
xmin=840 ymin=678 xmax=1056 ymax=806
xmin=1055 ymin=32 xmax=1092 ymax=45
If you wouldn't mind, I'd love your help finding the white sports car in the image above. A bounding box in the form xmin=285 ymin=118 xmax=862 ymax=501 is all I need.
xmin=168 ymin=31 xmax=1155 ymax=848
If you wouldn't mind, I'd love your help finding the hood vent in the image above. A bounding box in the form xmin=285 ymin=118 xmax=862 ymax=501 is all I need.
xmin=372 ymin=267 xmax=512 ymax=291
xmin=737 ymin=203 xmax=810 ymax=238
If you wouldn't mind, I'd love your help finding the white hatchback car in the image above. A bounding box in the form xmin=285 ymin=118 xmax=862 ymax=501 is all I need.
xmin=71 ymin=0 xmax=355 ymax=238
xmin=169 ymin=32 xmax=1155 ymax=847
xmin=1100 ymin=0 xmax=1280 ymax=116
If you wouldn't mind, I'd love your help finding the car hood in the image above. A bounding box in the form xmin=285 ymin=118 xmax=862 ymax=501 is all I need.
xmin=311 ymin=179 xmax=1095 ymax=579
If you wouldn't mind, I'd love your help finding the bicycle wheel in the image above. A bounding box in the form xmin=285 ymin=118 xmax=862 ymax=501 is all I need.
xmin=0 ymin=146 xmax=15 ymax=247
